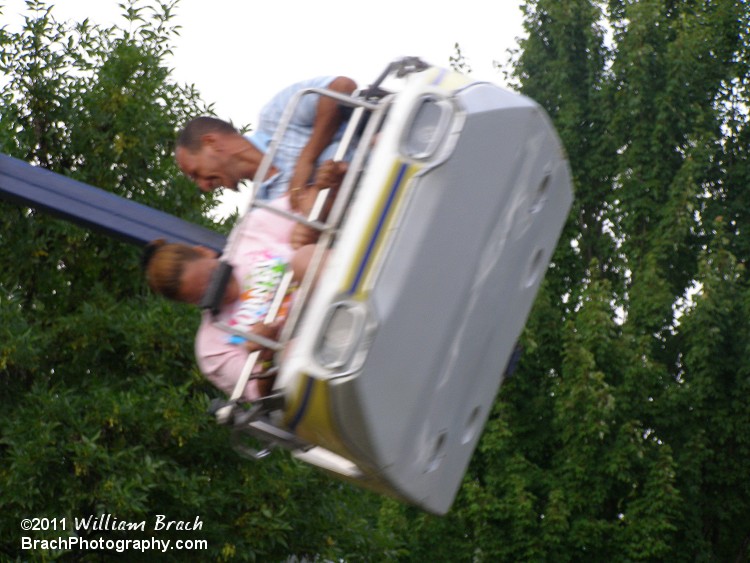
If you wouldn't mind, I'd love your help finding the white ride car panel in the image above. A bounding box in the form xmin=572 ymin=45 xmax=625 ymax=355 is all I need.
xmin=264 ymin=64 xmax=574 ymax=514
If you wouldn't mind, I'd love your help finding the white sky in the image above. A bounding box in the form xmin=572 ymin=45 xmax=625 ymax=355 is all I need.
xmin=3 ymin=0 xmax=525 ymax=213
xmin=3 ymin=0 xmax=526 ymax=127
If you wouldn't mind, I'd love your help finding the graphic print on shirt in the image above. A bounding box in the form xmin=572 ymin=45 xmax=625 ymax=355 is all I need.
xmin=226 ymin=251 xmax=289 ymax=334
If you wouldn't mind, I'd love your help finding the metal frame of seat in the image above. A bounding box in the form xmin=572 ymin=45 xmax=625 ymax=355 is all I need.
xmin=205 ymin=58 xmax=431 ymax=459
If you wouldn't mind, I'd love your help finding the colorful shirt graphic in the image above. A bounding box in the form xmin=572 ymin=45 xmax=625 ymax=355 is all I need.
xmin=228 ymin=251 xmax=289 ymax=332
xmin=195 ymin=197 xmax=296 ymax=401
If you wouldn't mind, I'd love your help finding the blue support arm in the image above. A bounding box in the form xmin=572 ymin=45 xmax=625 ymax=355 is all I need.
xmin=0 ymin=153 xmax=226 ymax=253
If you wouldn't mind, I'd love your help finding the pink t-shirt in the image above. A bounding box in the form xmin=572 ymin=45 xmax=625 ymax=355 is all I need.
xmin=195 ymin=198 xmax=295 ymax=400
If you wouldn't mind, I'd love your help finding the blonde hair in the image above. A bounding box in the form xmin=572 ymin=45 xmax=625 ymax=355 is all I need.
xmin=142 ymin=239 xmax=203 ymax=301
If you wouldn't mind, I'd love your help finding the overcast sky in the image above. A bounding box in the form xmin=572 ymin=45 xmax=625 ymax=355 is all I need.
xmin=4 ymin=0 xmax=525 ymax=213
xmin=3 ymin=0 xmax=525 ymax=127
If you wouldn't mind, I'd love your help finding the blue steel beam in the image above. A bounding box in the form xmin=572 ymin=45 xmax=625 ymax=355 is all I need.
xmin=0 ymin=153 xmax=226 ymax=253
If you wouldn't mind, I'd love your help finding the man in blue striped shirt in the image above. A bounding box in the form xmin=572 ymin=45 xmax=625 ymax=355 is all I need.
xmin=175 ymin=75 xmax=356 ymax=211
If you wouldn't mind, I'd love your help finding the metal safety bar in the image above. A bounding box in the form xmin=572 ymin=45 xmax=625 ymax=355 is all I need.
xmin=199 ymin=89 xmax=380 ymax=317
xmin=277 ymin=100 xmax=394 ymax=348
xmin=209 ymin=91 xmax=385 ymax=426
xmin=213 ymin=267 xmax=295 ymax=424
xmin=201 ymin=56 xmax=428 ymax=318
xmin=203 ymin=92 xmax=384 ymax=347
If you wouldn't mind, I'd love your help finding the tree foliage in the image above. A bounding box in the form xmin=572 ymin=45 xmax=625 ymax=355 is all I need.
xmin=3 ymin=0 xmax=750 ymax=561
xmin=383 ymin=1 xmax=750 ymax=561
xmin=0 ymin=1 xmax=391 ymax=560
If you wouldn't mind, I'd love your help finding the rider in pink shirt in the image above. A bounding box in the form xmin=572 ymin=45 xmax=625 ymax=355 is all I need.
xmin=194 ymin=197 xmax=296 ymax=400
xmin=143 ymin=161 xmax=344 ymax=400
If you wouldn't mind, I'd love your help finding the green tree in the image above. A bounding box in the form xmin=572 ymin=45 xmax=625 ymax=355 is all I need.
xmin=381 ymin=1 xmax=750 ymax=561
xmin=0 ymin=1 xmax=392 ymax=560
